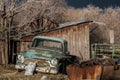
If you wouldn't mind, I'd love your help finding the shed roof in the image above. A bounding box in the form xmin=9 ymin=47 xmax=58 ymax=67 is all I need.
xmin=45 ymin=19 xmax=92 ymax=32
xmin=21 ymin=19 xmax=92 ymax=38
xmin=59 ymin=19 xmax=92 ymax=28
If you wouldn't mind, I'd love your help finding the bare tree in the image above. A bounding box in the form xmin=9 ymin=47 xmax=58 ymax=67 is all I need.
xmin=14 ymin=0 xmax=67 ymax=27
xmin=0 ymin=0 xmax=67 ymax=64
xmin=0 ymin=0 xmax=19 ymax=64
xmin=64 ymin=5 xmax=120 ymax=44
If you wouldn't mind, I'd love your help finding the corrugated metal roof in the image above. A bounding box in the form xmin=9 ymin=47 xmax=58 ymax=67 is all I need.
xmin=41 ymin=19 xmax=92 ymax=33
xmin=57 ymin=19 xmax=93 ymax=29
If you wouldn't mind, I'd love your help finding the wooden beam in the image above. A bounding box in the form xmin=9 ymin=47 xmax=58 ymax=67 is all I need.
xmin=109 ymin=29 xmax=114 ymax=44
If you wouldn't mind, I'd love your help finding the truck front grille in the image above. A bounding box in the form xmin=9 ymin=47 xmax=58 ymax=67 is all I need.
xmin=24 ymin=58 xmax=50 ymax=67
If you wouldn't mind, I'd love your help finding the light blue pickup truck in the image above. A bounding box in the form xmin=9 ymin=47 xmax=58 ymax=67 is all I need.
xmin=15 ymin=36 xmax=75 ymax=74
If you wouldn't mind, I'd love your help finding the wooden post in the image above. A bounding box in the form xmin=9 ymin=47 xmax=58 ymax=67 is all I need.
xmin=109 ymin=30 xmax=114 ymax=44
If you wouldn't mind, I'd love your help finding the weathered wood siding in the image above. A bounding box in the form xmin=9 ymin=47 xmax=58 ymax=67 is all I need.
xmin=0 ymin=40 xmax=8 ymax=64
xmin=0 ymin=40 xmax=21 ymax=64
xmin=20 ymin=41 xmax=32 ymax=52
xmin=41 ymin=24 xmax=90 ymax=60
xmin=0 ymin=40 xmax=4 ymax=64
xmin=21 ymin=23 xmax=90 ymax=61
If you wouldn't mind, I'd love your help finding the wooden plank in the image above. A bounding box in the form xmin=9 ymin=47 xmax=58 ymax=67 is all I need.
xmin=109 ymin=30 xmax=114 ymax=44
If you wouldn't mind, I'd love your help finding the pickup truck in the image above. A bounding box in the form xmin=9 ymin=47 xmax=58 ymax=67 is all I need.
xmin=15 ymin=36 xmax=75 ymax=74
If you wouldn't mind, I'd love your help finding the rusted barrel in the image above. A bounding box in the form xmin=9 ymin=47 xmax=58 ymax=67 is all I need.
xmin=66 ymin=64 xmax=102 ymax=80
xmin=101 ymin=65 xmax=120 ymax=80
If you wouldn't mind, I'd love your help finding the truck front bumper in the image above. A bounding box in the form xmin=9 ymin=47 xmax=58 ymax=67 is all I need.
xmin=15 ymin=64 xmax=58 ymax=74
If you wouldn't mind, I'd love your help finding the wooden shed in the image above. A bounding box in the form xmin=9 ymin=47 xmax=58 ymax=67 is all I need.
xmin=20 ymin=20 xmax=92 ymax=61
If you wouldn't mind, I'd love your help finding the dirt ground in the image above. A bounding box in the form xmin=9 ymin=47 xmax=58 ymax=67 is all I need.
xmin=0 ymin=65 xmax=120 ymax=80
xmin=0 ymin=64 xmax=69 ymax=80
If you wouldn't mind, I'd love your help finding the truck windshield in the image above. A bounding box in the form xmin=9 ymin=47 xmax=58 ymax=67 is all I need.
xmin=31 ymin=38 xmax=63 ymax=52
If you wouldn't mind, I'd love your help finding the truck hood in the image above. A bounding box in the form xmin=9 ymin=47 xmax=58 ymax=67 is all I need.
xmin=21 ymin=49 xmax=64 ymax=60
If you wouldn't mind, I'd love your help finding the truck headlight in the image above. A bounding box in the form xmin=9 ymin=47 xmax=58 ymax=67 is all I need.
xmin=18 ymin=55 xmax=24 ymax=63
xmin=51 ymin=58 xmax=58 ymax=66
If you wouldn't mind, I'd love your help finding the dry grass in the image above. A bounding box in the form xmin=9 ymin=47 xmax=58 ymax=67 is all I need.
xmin=0 ymin=64 xmax=69 ymax=80
xmin=0 ymin=64 xmax=120 ymax=80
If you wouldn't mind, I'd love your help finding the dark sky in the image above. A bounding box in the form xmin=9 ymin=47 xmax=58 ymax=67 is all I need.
xmin=66 ymin=0 xmax=120 ymax=8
